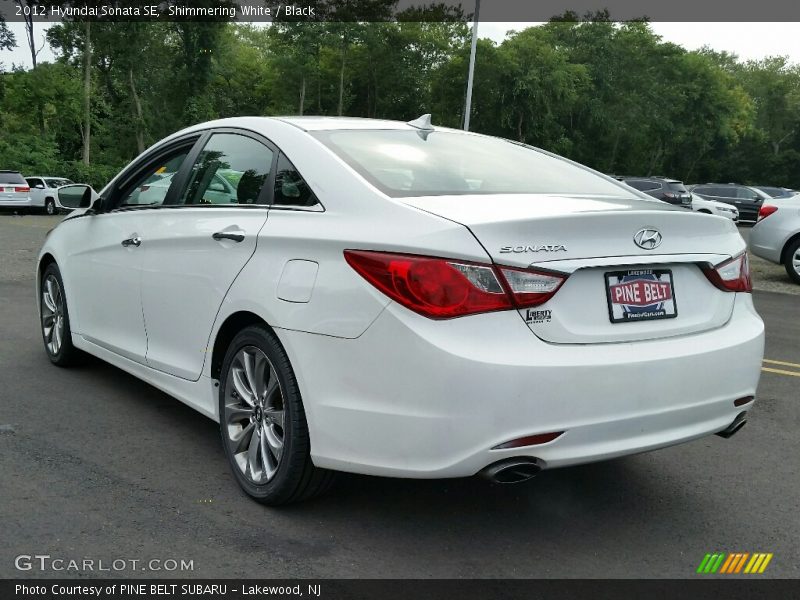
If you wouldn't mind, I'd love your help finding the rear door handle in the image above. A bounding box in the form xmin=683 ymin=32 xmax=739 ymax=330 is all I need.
xmin=212 ymin=231 xmax=245 ymax=243
xmin=121 ymin=236 xmax=141 ymax=247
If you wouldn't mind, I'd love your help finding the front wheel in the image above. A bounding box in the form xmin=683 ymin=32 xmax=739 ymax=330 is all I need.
xmin=40 ymin=263 xmax=82 ymax=366
xmin=784 ymin=238 xmax=800 ymax=285
xmin=218 ymin=325 xmax=335 ymax=505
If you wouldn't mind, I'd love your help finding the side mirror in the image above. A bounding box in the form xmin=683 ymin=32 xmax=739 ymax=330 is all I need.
xmin=35 ymin=184 xmax=45 ymax=189
xmin=57 ymin=184 xmax=98 ymax=210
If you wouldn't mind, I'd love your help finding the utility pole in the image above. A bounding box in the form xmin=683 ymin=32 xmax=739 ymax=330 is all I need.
xmin=463 ymin=0 xmax=480 ymax=131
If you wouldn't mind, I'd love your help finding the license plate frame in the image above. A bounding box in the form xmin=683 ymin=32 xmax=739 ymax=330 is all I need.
xmin=604 ymin=269 xmax=678 ymax=324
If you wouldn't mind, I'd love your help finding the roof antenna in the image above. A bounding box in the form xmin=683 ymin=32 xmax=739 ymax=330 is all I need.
xmin=407 ymin=113 xmax=434 ymax=140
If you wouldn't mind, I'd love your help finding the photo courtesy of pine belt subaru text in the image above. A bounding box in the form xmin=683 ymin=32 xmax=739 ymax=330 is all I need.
xmin=36 ymin=115 xmax=765 ymax=505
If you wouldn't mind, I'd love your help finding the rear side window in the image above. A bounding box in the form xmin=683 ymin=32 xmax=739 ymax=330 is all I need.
xmin=273 ymin=153 xmax=318 ymax=207
xmin=694 ymin=186 xmax=718 ymax=196
xmin=313 ymin=130 xmax=636 ymax=199
xmin=0 ymin=172 xmax=26 ymax=185
xmin=177 ymin=133 xmax=274 ymax=206
xmin=26 ymin=178 xmax=43 ymax=188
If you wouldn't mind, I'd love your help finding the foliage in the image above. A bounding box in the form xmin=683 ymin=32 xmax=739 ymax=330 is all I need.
xmin=1 ymin=17 xmax=800 ymax=187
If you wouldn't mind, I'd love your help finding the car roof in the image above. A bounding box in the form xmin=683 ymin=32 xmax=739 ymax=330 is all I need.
xmin=273 ymin=116 xmax=421 ymax=131
xmin=623 ymin=176 xmax=681 ymax=183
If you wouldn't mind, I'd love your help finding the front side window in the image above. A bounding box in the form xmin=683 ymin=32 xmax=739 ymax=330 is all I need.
xmin=177 ymin=133 xmax=274 ymax=206
xmin=312 ymin=130 xmax=637 ymax=199
xmin=273 ymin=152 xmax=318 ymax=207
xmin=118 ymin=150 xmax=191 ymax=207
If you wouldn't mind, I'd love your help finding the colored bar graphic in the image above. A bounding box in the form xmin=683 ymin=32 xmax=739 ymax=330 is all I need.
xmin=700 ymin=552 xmax=773 ymax=574
xmin=759 ymin=553 xmax=773 ymax=573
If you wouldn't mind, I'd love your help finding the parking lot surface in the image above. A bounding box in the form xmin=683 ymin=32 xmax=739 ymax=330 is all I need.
xmin=0 ymin=213 xmax=798 ymax=578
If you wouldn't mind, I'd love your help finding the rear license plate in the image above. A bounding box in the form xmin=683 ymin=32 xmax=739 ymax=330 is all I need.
xmin=604 ymin=269 xmax=677 ymax=323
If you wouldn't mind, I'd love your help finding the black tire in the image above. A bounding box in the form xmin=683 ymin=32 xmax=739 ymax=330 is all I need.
xmin=218 ymin=325 xmax=335 ymax=505
xmin=45 ymin=198 xmax=56 ymax=215
xmin=40 ymin=263 xmax=82 ymax=366
xmin=784 ymin=237 xmax=800 ymax=285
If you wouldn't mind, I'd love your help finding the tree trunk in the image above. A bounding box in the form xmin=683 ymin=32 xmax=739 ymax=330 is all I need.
xmin=516 ymin=113 xmax=523 ymax=141
xmin=608 ymin=130 xmax=621 ymax=173
xmin=21 ymin=7 xmax=45 ymax=136
xmin=129 ymin=68 xmax=145 ymax=154
xmin=298 ymin=74 xmax=306 ymax=116
xmin=337 ymin=44 xmax=347 ymax=116
xmin=82 ymin=21 xmax=91 ymax=166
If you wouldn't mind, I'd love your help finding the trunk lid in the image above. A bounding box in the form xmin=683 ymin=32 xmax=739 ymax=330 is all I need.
xmin=403 ymin=194 xmax=744 ymax=344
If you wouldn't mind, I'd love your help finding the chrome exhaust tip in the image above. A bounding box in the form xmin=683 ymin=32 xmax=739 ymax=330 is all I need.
xmin=480 ymin=458 xmax=542 ymax=484
xmin=716 ymin=412 xmax=748 ymax=439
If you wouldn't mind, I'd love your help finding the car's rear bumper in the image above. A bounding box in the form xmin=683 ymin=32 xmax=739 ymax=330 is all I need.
xmin=0 ymin=198 xmax=33 ymax=208
xmin=281 ymin=294 xmax=764 ymax=478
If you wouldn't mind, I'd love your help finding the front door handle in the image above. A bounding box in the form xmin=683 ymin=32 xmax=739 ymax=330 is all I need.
xmin=121 ymin=236 xmax=141 ymax=247
xmin=212 ymin=231 xmax=245 ymax=243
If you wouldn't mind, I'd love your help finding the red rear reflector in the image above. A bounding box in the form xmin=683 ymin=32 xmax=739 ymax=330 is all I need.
xmin=702 ymin=253 xmax=752 ymax=293
xmin=734 ymin=395 xmax=754 ymax=407
xmin=492 ymin=431 xmax=564 ymax=450
xmin=14 ymin=186 xmax=30 ymax=193
xmin=344 ymin=250 xmax=569 ymax=319
xmin=758 ymin=205 xmax=778 ymax=221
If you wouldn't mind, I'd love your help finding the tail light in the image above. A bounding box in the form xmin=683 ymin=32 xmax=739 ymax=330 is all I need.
xmin=758 ymin=205 xmax=778 ymax=221
xmin=14 ymin=186 xmax=30 ymax=193
xmin=702 ymin=253 xmax=752 ymax=293
xmin=344 ymin=250 xmax=568 ymax=319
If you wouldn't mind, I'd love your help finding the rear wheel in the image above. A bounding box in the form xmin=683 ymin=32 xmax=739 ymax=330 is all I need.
xmin=784 ymin=238 xmax=800 ymax=284
xmin=40 ymin=263 xmax=81 ymax=366
xmin=218 ymin=325 xmax=335 ymax=505
xmin=45 ymin=198 xmax=56 ymax=215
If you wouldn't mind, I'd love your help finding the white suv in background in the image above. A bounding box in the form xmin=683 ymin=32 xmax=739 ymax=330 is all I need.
xmin=26 ymin=176 xmax=75 ymax=215
xmin=691 ymin=193 xmax=739 ymax=221
xmin=0 ymin=170 xmax=32 ymax=211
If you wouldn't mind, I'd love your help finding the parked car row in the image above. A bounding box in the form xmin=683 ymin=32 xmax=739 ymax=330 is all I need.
xmin=0 ymin=170 xmax=77 ymax=214
xmin=613 ymin=176 xmax=740 ymax=221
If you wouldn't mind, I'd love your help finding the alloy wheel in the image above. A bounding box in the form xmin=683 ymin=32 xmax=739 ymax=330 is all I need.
xmin=793 ymin=248 xmax=800 ymax=277
xmin=223 ymin=346 xmax=285 ymax=485
xmin=41 ymin=275 xmax=65 ymax=355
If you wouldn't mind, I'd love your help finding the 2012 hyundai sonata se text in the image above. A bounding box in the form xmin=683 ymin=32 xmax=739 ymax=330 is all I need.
xmin=37 ymin=116 xmax=765 ymax=504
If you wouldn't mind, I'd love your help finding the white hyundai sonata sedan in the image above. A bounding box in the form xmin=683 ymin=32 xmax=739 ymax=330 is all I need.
xmin=37 ymin=116 xmax=765 ymax=504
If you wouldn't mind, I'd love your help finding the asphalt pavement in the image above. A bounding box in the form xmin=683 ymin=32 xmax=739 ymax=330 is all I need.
xmin=0 ymin=213 xmax=798 ymax=579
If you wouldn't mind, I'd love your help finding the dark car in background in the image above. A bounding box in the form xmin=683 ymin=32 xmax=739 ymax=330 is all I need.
xmin=688 ymin=184 xmax=770 ymax=222
xmin=618 ymin=176 xmax=693 ymax=209
xmin=752 ymin=186 xmax=796 ymax=199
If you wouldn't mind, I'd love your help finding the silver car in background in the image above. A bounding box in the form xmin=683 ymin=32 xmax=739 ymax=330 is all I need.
xmin=0 ymin=170 xmax=32 ymax=210
xmin=749 ymin=197 xmax=800 ymax=284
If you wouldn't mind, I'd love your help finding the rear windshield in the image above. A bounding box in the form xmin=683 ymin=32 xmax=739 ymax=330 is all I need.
xmin=667 ymin=182 xmax=688 ymax=192
xmin=0 ymin=172 xmax=26 ymax=185
xmin=312 ymin=130 xmax=636 ymax=198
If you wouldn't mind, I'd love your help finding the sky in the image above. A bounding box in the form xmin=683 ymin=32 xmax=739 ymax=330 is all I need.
xmin=2 ymin=21 xmax=800 ymax=70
